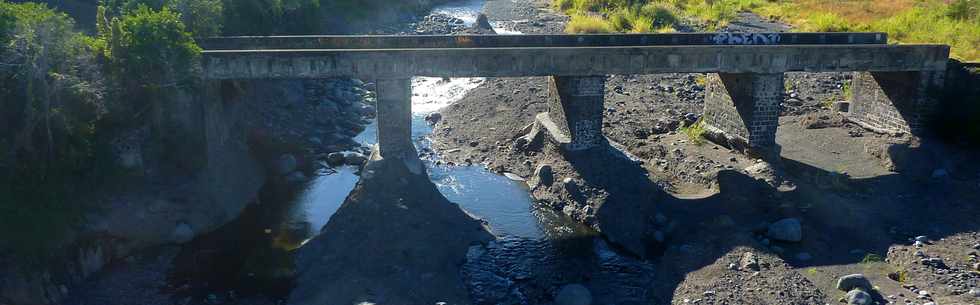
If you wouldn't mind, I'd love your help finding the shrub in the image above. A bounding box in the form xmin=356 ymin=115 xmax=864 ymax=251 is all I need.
xmin=565 ymin=14 xmax=615 ymax=33
xmin=680 ymin=117 xmax=707 ymax=145
xmin=946 ymin=0 xmax=979 ymax=21
xmin=640 ymin=2 xmax=678 ymax=26
xmin=609 ymin=8 xmax=632 ymax=31
xmin=629 ymin=15 xmax=654 ymax=32
xmin=800 ymin=12 xmax=852 ymax=32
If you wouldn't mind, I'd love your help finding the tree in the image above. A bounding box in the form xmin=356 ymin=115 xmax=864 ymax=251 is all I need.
xmin=0 ymin=1 xmax=105 ymax=175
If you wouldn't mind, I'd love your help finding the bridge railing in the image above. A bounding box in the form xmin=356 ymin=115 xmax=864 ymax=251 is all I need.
xmin=198 ymin=32 xmax=888 ymax=50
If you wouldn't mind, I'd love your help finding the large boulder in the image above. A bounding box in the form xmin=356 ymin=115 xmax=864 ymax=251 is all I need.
xmin=555 ymin=284 xmax=592 ymax=305
xmin=767 ymin=218 xmax=802 ymax=242
xmin=837 ymin=274 xmax=873 ymax=292
xmin=846 ymin=289 xmax=872 ymax=305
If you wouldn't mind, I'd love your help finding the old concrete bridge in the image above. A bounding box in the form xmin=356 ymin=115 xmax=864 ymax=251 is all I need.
xmin=199 ymin=33 xmax=949 ymax=164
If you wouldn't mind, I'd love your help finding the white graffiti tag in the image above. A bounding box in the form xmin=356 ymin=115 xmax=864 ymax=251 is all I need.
xmin=711 ymin=33 xmax=782 ymax=45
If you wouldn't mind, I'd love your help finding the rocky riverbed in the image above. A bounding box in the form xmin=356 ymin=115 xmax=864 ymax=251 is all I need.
xmin=430 ymin=2 xmax=980 ymax=305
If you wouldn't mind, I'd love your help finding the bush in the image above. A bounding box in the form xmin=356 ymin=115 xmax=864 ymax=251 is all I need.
xmin=565 ymin=14 xmax=615 ymax=33
xmin=946 ymin=0 xmax=979 ymax=21
xmin=629 ymin=15 xmax=654 ymax=32
xmin=102 ymin=5 xmax=201 ymax=94
xmin=800 ymin=12 xmax=852 ymax=32
xmin=640 ymin=2 xmax=678 ymax=26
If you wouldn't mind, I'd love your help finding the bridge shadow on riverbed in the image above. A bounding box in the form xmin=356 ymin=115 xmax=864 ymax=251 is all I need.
xmin=640 ymin=144 xmax=980 ymax=304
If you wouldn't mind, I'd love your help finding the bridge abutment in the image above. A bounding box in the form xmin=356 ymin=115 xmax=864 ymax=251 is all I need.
xmin=850 ymin=71 xmax=945 ymax=135
xmin=375 ymin=78 xmax=423 ymax=174
xmin=703 ymin=73 xmax=784 ymax=154
xmin=537 ymin=76 xmax=606 ymax=152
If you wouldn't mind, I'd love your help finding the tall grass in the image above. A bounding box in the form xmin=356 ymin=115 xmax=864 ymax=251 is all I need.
xmin=565 ymin=14 xmax=615 ymax=33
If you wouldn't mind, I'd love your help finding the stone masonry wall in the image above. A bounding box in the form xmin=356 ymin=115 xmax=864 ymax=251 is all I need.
xmin=703 ymin=73 xmax=783 ymax=150
xmin=546 ymin=76 xmax=606 ymax=151
xmin=850 ymin=71 xmax=945 ymax=135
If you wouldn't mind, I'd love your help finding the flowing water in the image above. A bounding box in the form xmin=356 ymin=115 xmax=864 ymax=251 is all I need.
xmin=172 ymin=2 xmax=659 ymax=304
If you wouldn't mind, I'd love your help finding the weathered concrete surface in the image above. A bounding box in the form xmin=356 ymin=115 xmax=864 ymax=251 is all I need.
xmin=289 ymin=148 xmax=492 ymax=305
xmin=202 ymin=44 xmax=949 ymax=80
xmin=199 ymin=32 xmax=888 ymax=50
xmin=544 ymin=76 xmax=606 ymax=151
xmin=703 ymin=73 xmax=784 ymax=151
xmin=850 ymin=71 xmax=945 ymax=135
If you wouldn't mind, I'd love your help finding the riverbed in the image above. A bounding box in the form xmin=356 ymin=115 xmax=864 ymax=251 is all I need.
xmin=171 ymin=1 xmax=660 ymax=304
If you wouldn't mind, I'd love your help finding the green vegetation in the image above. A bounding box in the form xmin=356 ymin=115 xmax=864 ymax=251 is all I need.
xmin=566 ymin=14 xmax=615 ymax=33
xmin=680 ymin=117 xmax=707 ymax=145
xmin=0 ymin=0 xmax=106 ymax=255
xmin=553 ymin=0 xmax=980 ymax=61
xmin=860 ymin=253 xmax=885 ymax=264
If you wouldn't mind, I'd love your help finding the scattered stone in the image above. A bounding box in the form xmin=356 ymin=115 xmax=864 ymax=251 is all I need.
xmin=744 ymin=162 xmax=772 ymax=176
xmin=425 ymin=112 xmax=443 ymax=125
xmin=837 ymin=274 xmax=872 ymax=292
xmin=796 ymin=252 xmax=813 ymax=261
xmin=846 ymin=289 xmax=872 ymax=305
xmin=740 ymin=252 xmax=760 ymax=271
xmin=555 ymin=284 xmax=592 ymax=305
xmin=920 ymin=257 xmax=947 ymax=269
xmin=767 ymin=218 xmax=803 ymax=242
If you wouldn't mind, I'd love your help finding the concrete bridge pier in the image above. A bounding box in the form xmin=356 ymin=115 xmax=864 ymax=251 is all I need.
xmin=849 ymin=71 xmax=945 ymax=135
xmin=703 ymin=73 xmax=784 ymax=155
xmin=375 ymin=78 xmax=423 ymax=175
xmin=538 ymin=75 xmax=607 ymax=152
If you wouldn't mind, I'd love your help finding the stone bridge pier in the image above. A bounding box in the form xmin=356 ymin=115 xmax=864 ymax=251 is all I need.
xmin=702 ymin=70 xmax=944 ymax=156
xmin=539 ymin=76 xmax=607 ymax=151
xmin=375 ymin=78 xmax=424 ymax=175
xmin=702 ymin=73 xmax=784 ymax=155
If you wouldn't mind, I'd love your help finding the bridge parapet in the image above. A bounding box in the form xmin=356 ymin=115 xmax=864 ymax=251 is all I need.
xmin=198 ymin=33 xmax=950 ymax=160
xmin=199 ymin=32 xmax=888 ymax=50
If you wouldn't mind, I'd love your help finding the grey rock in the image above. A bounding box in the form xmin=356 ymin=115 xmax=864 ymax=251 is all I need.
xmin=326 ymin=152 xmax=346 ymax=166
xmin=425 ymin=112 xmax=443 ymax=125
xmin=344 ymin=152 xmax=368 ymax=166
xmin=846 ymin=289 xmax=872 ymax=305
xmin=276 ymin=154 xmax=298 ymax=175
xmin=532 ymin=164 xmax=554 ymax=187
xmin=172 ymin=223 xmax=195 ymax=243
xmin=915 ymin=235 xmax=929 ymax=243
xmin=740 ymin=252 xmax=760 ymax=271
xmin=555 ymin=284 xmax=592 ymax=305
xmin=837 ymin=274 xmax=872 ymax=292
xmin=767 ymin=218 xmax=802 ymax=242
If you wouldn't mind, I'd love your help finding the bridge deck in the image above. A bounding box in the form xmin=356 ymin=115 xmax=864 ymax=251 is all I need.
xmin=199 ymin=32 xmax=888 ymax=50
xmin=202 ymin=44 xmax=949 ymax=80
